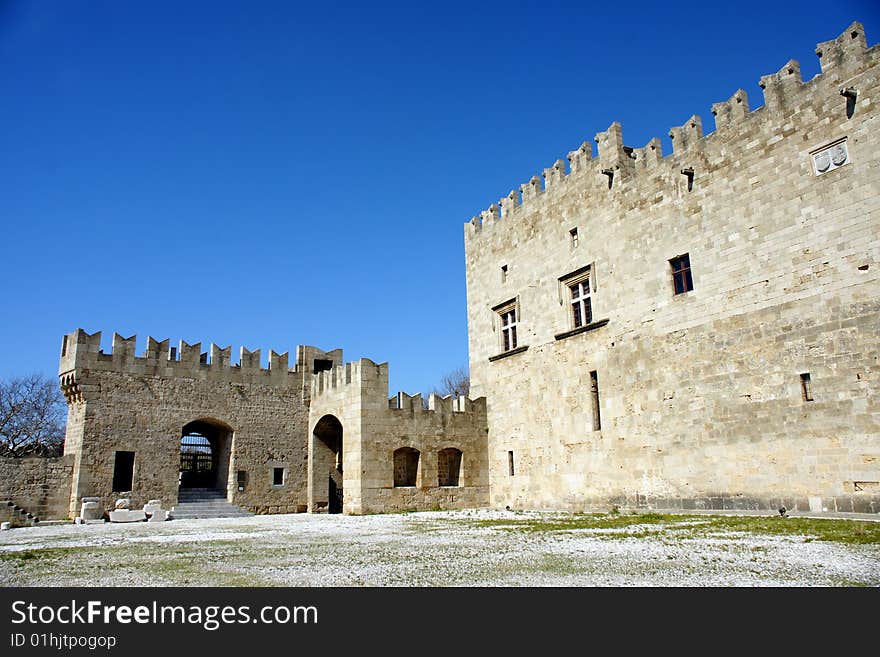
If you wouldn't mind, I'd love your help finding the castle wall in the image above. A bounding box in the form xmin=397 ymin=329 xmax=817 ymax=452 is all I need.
xmin=464 ymin=23 xmax=880 ymax=513
xmin=0 ymin=455 xmax=74 ymax=520
xmin=58 ymin=329 xmax=338 ymax=516
xmin=309 ymin=360 xmax=489 ymax=514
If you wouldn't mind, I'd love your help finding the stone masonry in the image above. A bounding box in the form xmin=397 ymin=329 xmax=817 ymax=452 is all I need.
xmin=464 ymin=22 xmax=880 ymax=514
xmin=308 ymin=359 xmax=488 ymax=514
xmin=34 ymin=21 xmax=879 ymax=520
xmin=0 ymin=456 xmax=73 ymax=522
xmin=57 ymin=329 xmax=341 ymax=517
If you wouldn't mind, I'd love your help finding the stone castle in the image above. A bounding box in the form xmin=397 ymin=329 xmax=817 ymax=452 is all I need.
xmin=2 ymin=22 xmax=878 ymax=522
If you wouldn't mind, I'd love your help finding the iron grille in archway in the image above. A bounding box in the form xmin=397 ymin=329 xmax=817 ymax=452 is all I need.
xmin=180 ymin=432 xmax=214 ymax=488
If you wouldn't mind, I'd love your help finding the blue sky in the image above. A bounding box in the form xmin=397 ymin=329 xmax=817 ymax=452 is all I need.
xmin=1 ymin=0 xmax=877 ymax=395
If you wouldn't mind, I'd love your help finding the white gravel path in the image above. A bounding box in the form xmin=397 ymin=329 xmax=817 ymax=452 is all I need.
xmin=1 ymin=510 xmax=877 ymax=586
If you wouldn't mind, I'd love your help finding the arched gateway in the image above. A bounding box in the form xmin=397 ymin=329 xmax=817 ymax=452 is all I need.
xmin=179 ymin=419 xmax=233 ymax=493
xmin=310 ymin=414 xmax=343 ymax=513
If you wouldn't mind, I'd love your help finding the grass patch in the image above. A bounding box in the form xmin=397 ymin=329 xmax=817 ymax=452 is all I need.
xmin=465 ymin=512 xmax=880 ymax=545
xmin=699 ymin=516 xmax=880 ymax=545
xmin=468 ymin=512 xmax=679 ymax=533
xmin=0 ymin=547 xmax=79 ymax=562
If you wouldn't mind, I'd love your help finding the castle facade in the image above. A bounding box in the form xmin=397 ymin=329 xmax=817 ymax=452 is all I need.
xmin=3 ymin=22 xmax=876 ymax=522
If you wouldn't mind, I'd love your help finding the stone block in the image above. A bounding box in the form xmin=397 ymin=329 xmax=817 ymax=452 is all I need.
xmin=80 ymin=500 xmax=104 ymax=521
xmin=108 ymin=509 xmax=146 ymax=523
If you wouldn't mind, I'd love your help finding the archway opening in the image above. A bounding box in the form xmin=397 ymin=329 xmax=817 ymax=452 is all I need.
xmin=312 ymin=415 xmax=343 ymax=513
xmin=438 ymin=448 xmax=462 ymax=487
xmin=393 ymin=447 xmax=420 ymax=487
xmin=179 ymin=419 xmax=233 ymax=492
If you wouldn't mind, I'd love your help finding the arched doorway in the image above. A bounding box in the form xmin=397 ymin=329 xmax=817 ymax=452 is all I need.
xmin=311 ymin=415 xmax=343 ymax=513
xmin=179 ymin=419 xmax=233 ymax=492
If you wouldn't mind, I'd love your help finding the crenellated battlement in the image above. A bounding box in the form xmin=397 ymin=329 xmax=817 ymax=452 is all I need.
xmin=311 ymin=357 xmax=486 ymax=420
xmin=389 ymin=390 xmax=485 ymax=416
xmin=311 ymin=358 xmax=386 ymax=398
xmin=466 ymin=21 xmax=877 ymax=237
xmin=58 ymin=328 xmax=340 ymax=393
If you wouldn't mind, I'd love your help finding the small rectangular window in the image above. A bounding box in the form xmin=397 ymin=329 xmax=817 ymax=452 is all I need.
xmin=800 ymin=373 xmax=813 ymax=402
xmin=501 ymin=264 xmax=508 ymax=283
xmin=670 ymin=254 xmax=693 ymax=295
xmin=236 ymin=470 xmax=247 ymax=491
xmin=499 ymin=305 xmax=517 ymax=351
xmin=313 ymin=358 xmax=333 ymax=374
xmin=569 ymin=279 xmax=592 ymax=328
xmin=508 ymin=450 xmax=515 ymax=476
xmin=273 ymin=467 xmax=285 ymax=486
xmin=569 ymin=227 xmax=579 ymax=248
xmin=559 ymin=266 xmax=593 ymax=330
xmin=112 ymin=451 xmax=135 ymax=492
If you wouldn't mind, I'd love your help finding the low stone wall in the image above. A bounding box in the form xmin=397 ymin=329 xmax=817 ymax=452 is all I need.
xmin=519 ymin=492 xmax=880 ymax=515
xmin=245 ymin=502 xmax=308 ymax=514
xmin=0 ymin=455 xmax=74 ymax=520
xmin=362 ymin=485 xmax=490 ymax=515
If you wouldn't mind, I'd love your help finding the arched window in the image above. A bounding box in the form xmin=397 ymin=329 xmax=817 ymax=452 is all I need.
xmin=393 ymin=447 xmax=420 ymax=487
xmin=438 ymin=448 xmax=462 ymax=487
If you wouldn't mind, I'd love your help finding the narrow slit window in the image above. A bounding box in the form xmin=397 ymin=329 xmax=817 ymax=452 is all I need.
xmin=501 ymin=264 xmax=508 ymax=283
xmin=508 ymin=450 xmax=515 ymax=476
xmin=590 ymin=370 xmax=601 ymax=431
xmin=569 ymin=227 xmax=579 ymax=248
xmin=800 ymin=373 xmax=813 ymax=402
xmin=670 ymin=254 xmax=693 ymax=295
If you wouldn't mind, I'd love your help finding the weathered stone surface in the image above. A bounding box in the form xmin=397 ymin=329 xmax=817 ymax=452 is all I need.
xmin=57 ymin=333 xmax=341 ymax=517
xmin=147 ymin=509 xmax=169 ymax=522
xmin=80 ymin=501 xmax=104 ymax=521
xmin=308 ymin=360 xmax=488 ymax=514
xmin=28 ymin=21 xmax=880 ymax=519
xmin=108 ymin=509 xmax=146 ymax=523
xmin=0 ymin=456 xmax=73 ymax=520
xmin=464 ymin=21 xmax=880 ymax=512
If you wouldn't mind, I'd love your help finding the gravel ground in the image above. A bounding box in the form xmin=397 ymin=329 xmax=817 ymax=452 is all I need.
xmin=1 ymin=509 xmax=878 ymax=586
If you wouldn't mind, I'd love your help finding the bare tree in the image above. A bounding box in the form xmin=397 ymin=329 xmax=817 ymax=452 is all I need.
xmin=0 ymin=374 xmax=66 ymax=457
xmin=433 ymin=366 xmax=470 ymax=398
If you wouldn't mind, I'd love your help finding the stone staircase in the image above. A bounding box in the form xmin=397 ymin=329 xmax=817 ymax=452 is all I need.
xmin=173 ymin=488 xmax=253 ymax=520
xmin=1 ymin=500 xmax=40 ymax=527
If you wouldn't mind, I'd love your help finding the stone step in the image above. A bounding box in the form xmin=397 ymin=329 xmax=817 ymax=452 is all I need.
xmin=2 ymin=500 xmax=40 ymax=527
xmin=173 ymin=490 xmax=253 ymax=519
xmin=177 ymin=494 xmax=228 ymax=500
